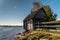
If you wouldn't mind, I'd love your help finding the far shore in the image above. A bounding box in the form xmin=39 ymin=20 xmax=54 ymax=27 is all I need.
xmin=0 ymin=25 xmax=23 ymax=27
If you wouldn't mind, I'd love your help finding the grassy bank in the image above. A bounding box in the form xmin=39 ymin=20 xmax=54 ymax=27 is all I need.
xmin=14 ymin=29 xmax=60 ymax=40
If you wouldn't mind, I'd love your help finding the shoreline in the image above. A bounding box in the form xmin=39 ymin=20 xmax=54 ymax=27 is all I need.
xmin=14 ymin=29 xmax=60 ymax=40
xmin=0 ymin=27 xmax=24 ymax=40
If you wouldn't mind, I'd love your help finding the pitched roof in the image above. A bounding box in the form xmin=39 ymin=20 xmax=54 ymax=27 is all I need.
xmin=24 ymin=7 xmax=46 ymax=21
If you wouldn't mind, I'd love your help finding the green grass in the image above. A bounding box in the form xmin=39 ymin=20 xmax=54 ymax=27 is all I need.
xmin=14 ymin=29 xmax=60 ymax=40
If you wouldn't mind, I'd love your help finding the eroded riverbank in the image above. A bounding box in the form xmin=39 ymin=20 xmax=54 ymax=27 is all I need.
xmin=14 ymin=29 xmax=60 ymax=40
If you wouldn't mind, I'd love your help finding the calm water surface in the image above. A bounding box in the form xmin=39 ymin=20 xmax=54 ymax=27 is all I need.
xmin=0 ymin=27 xmax=24 ymax=40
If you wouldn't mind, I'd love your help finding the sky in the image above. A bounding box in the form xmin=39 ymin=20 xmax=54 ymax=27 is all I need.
xmin=0 ymin=0 xmax=60 ymax=26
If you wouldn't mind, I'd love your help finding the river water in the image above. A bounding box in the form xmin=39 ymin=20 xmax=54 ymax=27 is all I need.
xmin=0 ymin=27 xmax=24 ymax=40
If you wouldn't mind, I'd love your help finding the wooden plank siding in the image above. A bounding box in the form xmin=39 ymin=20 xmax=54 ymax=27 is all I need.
xmin=34 ymin=20 xmax=60 ymax=29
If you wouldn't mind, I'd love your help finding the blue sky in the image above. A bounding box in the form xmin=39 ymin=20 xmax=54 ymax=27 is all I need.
xmin=0 ymin=0 xmax=60 ymax=25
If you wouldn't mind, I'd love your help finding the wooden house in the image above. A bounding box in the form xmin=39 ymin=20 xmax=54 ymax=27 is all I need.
xmin=23 ymin=2 xmax=60 ymax=30
xmin=23 ymin=2 xmax=47 ymax=30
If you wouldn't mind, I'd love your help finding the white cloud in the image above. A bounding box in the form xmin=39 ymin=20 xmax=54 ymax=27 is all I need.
xmin=56 ymin=19 xmax=60 ymax=20
xmin=0 ymin=22 xmax=23 ymax=26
